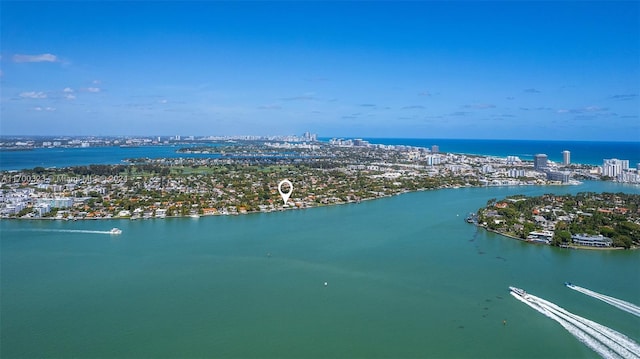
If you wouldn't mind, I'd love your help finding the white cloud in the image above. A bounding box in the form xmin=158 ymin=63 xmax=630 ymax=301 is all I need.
xmin=92 ymin=80 xmax=101 ymax=84
xmin=87 ymin=87 xmax=101 ymax=93
xmin=584 ymin=106 xmax=607 ymax=112
xmin=464 ymin=103 xmax=496 ymax=109
xmin=280 ymin=95 xmax=314 ymax=101
xmin=13 ymin=53 xmax=58 ymax=63
xmin=20 ymin=91 xmax=47 ymax=99
xmin=557 ymin=106 xmax=608 ymax=114
xmin=33 ymin=107 xmax=55 ymax=112
xmin=258 ymin=105 xmax=282 ymax=110
xmin=63 ymin=87 xmax=74 ymax=93
xmin=609 ymin=94 xmax=637 ymax=101
xmin=65 ymin=94 xmax=76 ymax=100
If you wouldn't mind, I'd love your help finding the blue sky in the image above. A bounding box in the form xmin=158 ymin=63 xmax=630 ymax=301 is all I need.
xmin=1 ymin=1 xmax=638 ymax=140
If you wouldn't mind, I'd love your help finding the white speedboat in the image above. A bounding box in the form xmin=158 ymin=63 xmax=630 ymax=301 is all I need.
xmin=509 ymin=286 xmax=527 ymax=298
xmin=109 ymin=228 xmax=122 ymax=235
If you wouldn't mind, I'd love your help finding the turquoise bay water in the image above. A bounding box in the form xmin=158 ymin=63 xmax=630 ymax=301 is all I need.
xmin=1 ymin=181 xmax=639 ymax=358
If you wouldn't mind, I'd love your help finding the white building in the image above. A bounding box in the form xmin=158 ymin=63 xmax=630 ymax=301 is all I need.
xmin=506 ymin=156 xmax=521 ymax=165
xmin=37 ymin=197 xmax=73 ymax=208
xmin=34 ymin=203 xmax=51 ymax=216
xmin=508 ymin=169 xmax=526 ymax=178
xmin=481 ymin=165 xmax=494 ymax=174
xmin=602 ymin=158 xmax=629 ymax=178
xmin=571 ymin=234 xmax=612 ymax=247
xmin=619 ymin=169 xmax=640 ymax=184
xmin=562 ymin=150 xmax=570 ymax=165
xmin=426 ymin=156 xmax=441 ymax=166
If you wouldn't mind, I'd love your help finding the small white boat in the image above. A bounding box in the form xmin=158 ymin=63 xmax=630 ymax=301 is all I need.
xmin=109 ymin=228 xmax=122 ymax=235
xmin=509 ymin=286 xmax=527 ymax=298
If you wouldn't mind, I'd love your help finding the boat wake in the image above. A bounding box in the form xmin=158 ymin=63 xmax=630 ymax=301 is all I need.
xmin=510 ymin=288 xmax=640 ymax=359
xmin=567 ymin=284 xmax=640 ymax=318
xmin=21 ymin=229 xmax=116 ymax=235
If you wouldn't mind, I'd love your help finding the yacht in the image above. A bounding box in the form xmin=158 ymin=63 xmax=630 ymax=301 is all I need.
xmin=109 ymin=228 xmax=122 ymax=235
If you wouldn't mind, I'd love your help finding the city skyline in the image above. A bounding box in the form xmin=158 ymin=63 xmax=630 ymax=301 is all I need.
xmin=1 ymin=1 xmax=639 ymax=141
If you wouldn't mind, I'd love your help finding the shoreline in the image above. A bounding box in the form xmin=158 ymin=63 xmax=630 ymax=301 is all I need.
xmin=0 ymin=181 xmax=575 ymax=222
xmin=4 ymin=185 xmax=637 ymax=252
xmin=0 ymin=181 xmax=621 ymax=223
xmin=476 ymin=224 xmax=634 ymax=251
xmin=0 ymin=188 xmax=415 ymax=221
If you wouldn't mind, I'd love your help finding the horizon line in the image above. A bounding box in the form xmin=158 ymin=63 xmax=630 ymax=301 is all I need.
xmin=0 ymin=134 xmax=639 ymax=143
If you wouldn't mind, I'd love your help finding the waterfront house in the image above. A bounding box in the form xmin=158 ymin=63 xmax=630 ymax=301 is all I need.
xmin=526 ymin=230 xmax=553 ymax=244
xmin=571 ymin=234 xmax=612 ymax=247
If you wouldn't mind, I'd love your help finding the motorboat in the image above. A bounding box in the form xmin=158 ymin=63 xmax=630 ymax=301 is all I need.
xmin=509 ymin=286 xmax=527 ymax=298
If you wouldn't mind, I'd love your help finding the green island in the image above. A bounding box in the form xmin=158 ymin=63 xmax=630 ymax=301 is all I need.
xmin=474 ymin=192 xmax=640 ymax=249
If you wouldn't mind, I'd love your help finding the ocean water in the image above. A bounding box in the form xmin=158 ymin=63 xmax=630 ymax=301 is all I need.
xmin=1 ymin=139 xmax=638 ymax=171
xmin=2 ymin=181 xmax=639 ymax=358
xmin=358 ymin=138 xmax=640 ymax=166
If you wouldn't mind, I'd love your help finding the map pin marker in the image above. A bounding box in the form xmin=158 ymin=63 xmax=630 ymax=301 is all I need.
xmin=278 ymin=179 xmax=293 ymax=205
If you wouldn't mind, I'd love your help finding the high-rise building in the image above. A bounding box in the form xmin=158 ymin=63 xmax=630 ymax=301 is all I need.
xmin=602 ymin=159 xmax=629 ymax=178
xmin=508 ymin=169 xmax=526 ymax=178
xmin=303 ymin=131 xmax=317 ymax=142
xmin=534 ymin=154 xmax=548 ymax=171
xmin=562 ymin=150 xmax=570 ymax=165
xmin=431 ymin=145 xmax=439 ymax=153
xmin=506 ymin=156 xmax=521 ymax=164
xmin=426 ymin=156 xmax=441 ymax=166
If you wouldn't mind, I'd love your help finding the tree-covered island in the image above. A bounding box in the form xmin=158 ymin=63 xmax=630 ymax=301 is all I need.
xmin=474 ymin=192 xmax=640 ymax=249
